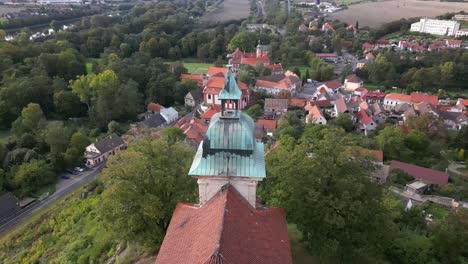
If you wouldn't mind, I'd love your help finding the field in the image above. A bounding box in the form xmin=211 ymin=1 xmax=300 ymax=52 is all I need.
xmin=329 ymin=0 xmax=468 ymax=28
xmin=182 ymin=62 xmax=214 ymax=74
xmin=202 ymin=0 xmax=250 ymax=22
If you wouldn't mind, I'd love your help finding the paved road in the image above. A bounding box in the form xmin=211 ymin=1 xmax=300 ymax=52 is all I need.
xmin=0 ymin=166 xmax=103 ymax=235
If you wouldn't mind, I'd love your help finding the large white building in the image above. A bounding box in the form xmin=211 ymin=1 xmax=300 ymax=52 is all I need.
xmin=410 ymin=18 xmax=460 ymax=36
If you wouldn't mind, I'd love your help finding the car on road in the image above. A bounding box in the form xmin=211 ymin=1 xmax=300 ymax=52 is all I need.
xmin=61 ymin=174 xmax=71 ymax=179
xmin=74 ymin=167 xmax=85 ymax=173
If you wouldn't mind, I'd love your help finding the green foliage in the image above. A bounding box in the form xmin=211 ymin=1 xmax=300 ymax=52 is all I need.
xmin=13 ymin=159 xmax=55 ymax=197
xmin=332 ymin=113 xmax=354 ymax=132
xmin=11 ymin=103 xmax=46 ymax=136
xmin=99 ymin=137 xmax=197 ymax=248
xmin=275 ymin=112 xmax=304 ymax=140
xmin=388 ymin=169 xmax=414 ymax=187
xmin=245 ymin=104 xmax=263 ymax=121
xmin=263 ymin=127 xmax=394 ymax=263
xmin=0 ymin=193 xmax=118 ymax=264
xmin=228 ymin=31 xmax=257 ymax=52
xmin=431 ymin=210 xmax=468 ymax=264
xmin=306 ymin=52 xmax=335 ymax=81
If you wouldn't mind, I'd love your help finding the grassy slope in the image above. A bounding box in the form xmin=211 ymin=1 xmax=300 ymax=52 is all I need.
xmin=0 ymin=189 xmax=118 ymax=264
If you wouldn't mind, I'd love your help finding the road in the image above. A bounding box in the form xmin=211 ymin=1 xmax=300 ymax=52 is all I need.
xmin=0 ymin=166 xmax=103 ymax=235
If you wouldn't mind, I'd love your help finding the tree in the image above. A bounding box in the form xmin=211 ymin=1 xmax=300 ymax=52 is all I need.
xmin=64 ymin=131 xmax=90 ymax=168
xmin=43 ymin=121 xmax=70 ymax=156
xmin=99 ymin=137 xmax=197 ymax=247
xmin=376 ymin=126 xmax=409 ymax=161
xmin=70 ymin=74 xmax=95 ymax=109
xmin=245 ymin=104 xmax=263 ymax=120
xmin=332 ymin=113 xmax=354 ymax=132
xmin=11 ymin=103 xmax=46 ymax=136
xmin=431 ymin=210 xmax=468 ymax=264
xmin=228 ymin=31 xmax=257 ymax=52
xmin=263 ymin=127 xmax=393 ymax=262
xmin=13 ymin=159 xmax=55 ymax=197
xmin=161 ymin=127 xmax=186 ymax=144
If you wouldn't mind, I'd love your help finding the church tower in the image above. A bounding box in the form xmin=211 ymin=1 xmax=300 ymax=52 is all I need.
xmin=188 ymin=66 xmax=265 ymax=207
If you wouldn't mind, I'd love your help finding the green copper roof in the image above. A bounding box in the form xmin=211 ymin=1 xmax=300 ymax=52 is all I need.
xmin=204 ymin=112 xmax=256 ymax=151
xmin=218 ymin=67 xmax=242 ymax=101
xmin=188 ymin=141 xmax=266 ymax=178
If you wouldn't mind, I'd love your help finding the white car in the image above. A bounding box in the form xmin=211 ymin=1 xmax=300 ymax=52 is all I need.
xmin=74 ymin=167 xmax=84 ymax=172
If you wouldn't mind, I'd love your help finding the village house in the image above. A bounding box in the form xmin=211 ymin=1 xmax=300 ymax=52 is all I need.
xmin=410 ymin=92 xmax=438 ymax=105
xmin=356 ymin=109 xmax=376 ymax=135
xmin=298 ymin=23 xmax=308 ymax=32
xmin=362 ymin=43 xmax=375 ymax=50
xmin=316 ymin=53 xmax=338 ymax=63
xmin=343 ymin=74 xmax=363 ymax=91
xmin=202 ymin=68 xmax=250 ymax=109
xmin=256 ymin=119 xmax=278 ymax=137
xmin=356 ymin=58 xmax=371 ymax=69
xmin=375 ymin=39 xmax=392 ymax=49
xmin=363 ymin=90 xmax=386 ymax=104
xmin=333 ymin=96 xmax=349 ymax=117
xmin=264 ymin=98 xmax=288 ymax=119
xmin=369 ymin=102 xmax=387 ymax=124
xmin=438 ymin=111 xmax=468 ymax=130
xmin=254 ymin=71 xmax=301 ymax=96
xmin=85 ymin=134 xmax=126 ymax=167
xmin=317 ymin=80 xmax=342 ymax=94
xmin=175 ymin=116 xmax=208 ymax=147
xmin=184 ymin=89 xmax=203 ymax=108
xmin=383 ymin=93 xmax=412 ymax=110
xmin=147 ymin=102 xmax=163 ymax=114
xmin=229 ymin=42 xmax=270 ymax=72
xmin=306 ymin=105 xmax=327 ymax=125
xmin=321 ymin=22 xmax=335 ymax=33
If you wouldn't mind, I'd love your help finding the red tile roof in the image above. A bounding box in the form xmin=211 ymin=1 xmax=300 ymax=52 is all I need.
xmin=390 ymin=160 xmax=448 ymax=185
xmin=362 ymin=43 xmax=375 ymax=49
xmin=410 ymin=92 xmax=438 ymax=105
xmin=345 ymin=74 xmax=362 ymax=83
xmin=256 ymin=119 xmax=277 ymax=130
xmin=308 ymin=105 xmax=324 ymax=121
xmin=241 ymin=56 xmax=269 ymax=65
xmin=181 ymin=74 xmax=204 ymax=86
xmin=307 ymin=100 xmax=332 ymax=108
xmin=289 ymin=98 xmax=306 ymax=108
xmin=334 ymin=97 xmax=348 ymax=113
xmin=357 ymin=109 xmax=372 ymax=125
xmin=363 ymin=91 xmax=386 ymax=100
xmin=147 ymin=102 xmax=163 ymax=112
xmin=201 ymin=106 xmax=221 ymax=120
xmin=385 ymin=93 xmax=411 ymax=103
xmin=207 ymin=67 xmax=227 ymax=76
xmin=323 ymin=80 xmax=342 ymax=90
xmin=156 ymin=185 xmax=292 ymax=264
xmin=255 ymin=79 xmax=291 ymax=90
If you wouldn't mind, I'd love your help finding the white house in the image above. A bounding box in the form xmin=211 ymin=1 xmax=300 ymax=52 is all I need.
xmin=343 ymin=74 xmax=363 ymax=91
xmin=410 ymin=18 xmax=460 ymax=36
xmin=306 ymin=105 xmax=327 ymax=125
xmin=160 ymin=107 xmax=179 ymax=124
xmin=383 ymin=93 xmax=411 ymax=110
xmin=85 ymin=134 xmax=126 ymax=167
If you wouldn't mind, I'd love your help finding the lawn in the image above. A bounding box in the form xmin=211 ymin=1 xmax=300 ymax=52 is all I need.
xmin=288 ymin=224 xmax=317 ymax=264
xmin=182 ymin=62 xmax=214 ymax=74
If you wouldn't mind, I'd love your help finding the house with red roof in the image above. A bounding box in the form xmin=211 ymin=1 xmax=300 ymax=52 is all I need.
xmin=410 ymin=92 xmax=438 ymax=105
xmin=147 ymin=102 xmax=163 ymax=113
xmin=317 ymin=80 xmax=342 ymax=94
xmin=202 ymin=67 xmax=249 ymax=110
xmin=344 ymin=74 xmax=363 ymax=91
xmin=356 ymin=109 xmax=376 ymax=135
xmin=229 ymin=42 xmax=270 ymax=72
xmin=298 ymin=23 xmax=308 ymax=32
xmin=362 ymin=43 xmax=375 ymax=50
xmin=333 ymin=96 xmax=349 ymax=117
xmin=306 ymin=105 xmax=327 ymax=125
xmin=363 ymin=90 xmax=386 ymax=104
xmin=383 ymin=93 xmax=412 ymax=110
xmin=375 ymin=39 xmax=391 ymax=49
xmin=254 ymin=71 xmax=301 ymax=96
xmin=180 ymin=73 xmax=204 ymax=86
xmin=256 ymin=119 xmax=278 ymax=137
xmin=446 ymin=39 xmax=461 ymax=48
xmin=156 ymin=75 xmax=292 ymax=264
xmin=201 ymin=105 xmax=221 ymax=123
xmin=390 ymin=160 xmax=449 ymax=185
xmin=175 ymin=117 xmax=208 ymax=147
